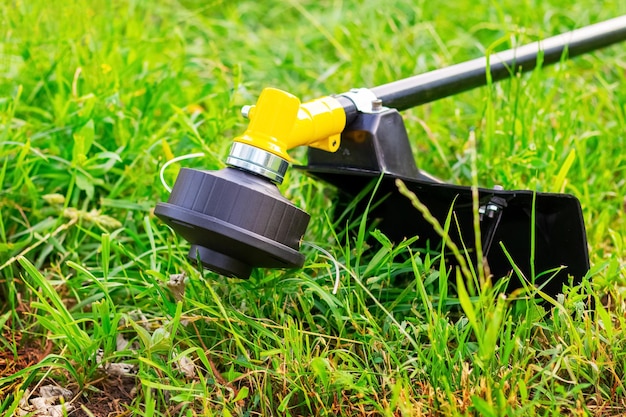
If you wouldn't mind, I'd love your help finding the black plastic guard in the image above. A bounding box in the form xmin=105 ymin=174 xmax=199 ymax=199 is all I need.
xmin=302 ymin=170 xmax=588 ymax=294
xmin=299 ymin=108 xmax=590 ymax=295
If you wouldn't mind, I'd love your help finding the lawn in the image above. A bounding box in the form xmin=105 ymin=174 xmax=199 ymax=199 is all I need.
xmin=2 ymin=0 xmax=626 ymax=415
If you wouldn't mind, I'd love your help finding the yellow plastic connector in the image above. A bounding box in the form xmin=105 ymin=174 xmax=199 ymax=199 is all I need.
xmin=234 ymin=88 xmax=346 ymax=161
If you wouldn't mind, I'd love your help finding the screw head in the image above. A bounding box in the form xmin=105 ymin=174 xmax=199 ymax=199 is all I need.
xmin=371 ymin=99 xmax=383 ymax=111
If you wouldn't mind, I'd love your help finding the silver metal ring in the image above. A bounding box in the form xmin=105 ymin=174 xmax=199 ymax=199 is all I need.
xmin=226 ymin=142 xmax=289 ymax=184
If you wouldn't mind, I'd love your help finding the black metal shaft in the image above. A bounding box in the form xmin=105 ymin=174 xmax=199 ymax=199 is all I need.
xmin=370 ymin=15 xmax=626 ymax=112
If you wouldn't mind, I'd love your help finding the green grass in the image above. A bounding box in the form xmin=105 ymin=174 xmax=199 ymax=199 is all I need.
xmin=2 ymin=0 xmax=626 ymax=415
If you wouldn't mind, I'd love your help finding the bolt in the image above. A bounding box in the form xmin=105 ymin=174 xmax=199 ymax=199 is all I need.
xmin=485 ymin=204 xmax=500 ymax=218
xmin=493 ymin=184 xmax=504 ymax=190
xmin=371 ymin=99 xmax=383 ymax=112
xmin=479 ymin=202 xmax=501 ymax=220
xmin=241 ymin=105 xmax=252 ymax=119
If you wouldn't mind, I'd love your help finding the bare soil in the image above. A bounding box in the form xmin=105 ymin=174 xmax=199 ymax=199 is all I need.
xmin=1 ymin=329 xmax=136 ymax=417
xmin=71 ymin=375 xmax=136 ymax=417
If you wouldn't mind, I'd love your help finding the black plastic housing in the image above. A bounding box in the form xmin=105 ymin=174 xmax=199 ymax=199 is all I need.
xmin=155 ymin=167 xmax=310 ymax=279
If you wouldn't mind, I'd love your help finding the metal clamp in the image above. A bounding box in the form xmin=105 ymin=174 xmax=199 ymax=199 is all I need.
xmin=339 ymin=88 xmax=385 ymax=113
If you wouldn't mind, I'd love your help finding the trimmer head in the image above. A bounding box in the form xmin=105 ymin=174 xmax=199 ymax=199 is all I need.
xmin=155 ymin=167 xmax=309 ymax=279
xmin=155 ymin=87 xmax=348 ymax=279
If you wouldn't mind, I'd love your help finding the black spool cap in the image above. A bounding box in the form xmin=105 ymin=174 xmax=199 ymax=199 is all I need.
xmin=155 ymin=167 xmax=310 ymax=279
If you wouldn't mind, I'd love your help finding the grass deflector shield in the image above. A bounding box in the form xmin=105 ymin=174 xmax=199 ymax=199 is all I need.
xmin=155 ymin=15 xmax=626 ymax=289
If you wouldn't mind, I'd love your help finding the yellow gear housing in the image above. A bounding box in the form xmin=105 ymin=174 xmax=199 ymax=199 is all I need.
xmin=234 ymin=88 xmax=346 ymax=161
